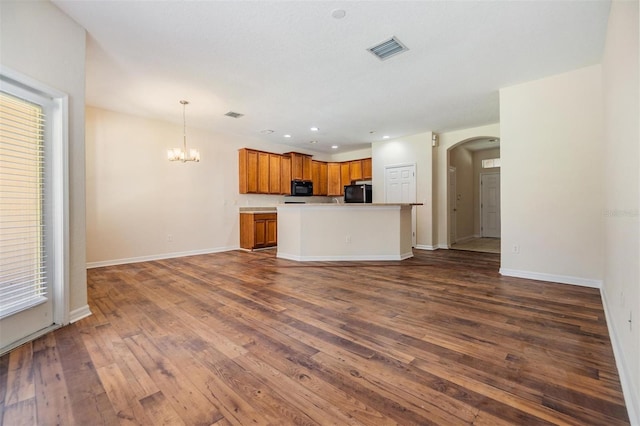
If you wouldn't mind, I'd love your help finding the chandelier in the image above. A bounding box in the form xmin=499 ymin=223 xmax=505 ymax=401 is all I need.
xmin=168 ymin=100 xmax=200 ymax=162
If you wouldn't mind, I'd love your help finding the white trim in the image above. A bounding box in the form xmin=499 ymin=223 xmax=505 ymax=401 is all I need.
xmin=86 ymin=246 xmax=237 ymax=269
xmin=0 ymin=324 xmax=61 ymax=357
xmin=499 ymin=268 xmax=602 ymax=288
xmin=276 ymin=252 xmax=414 ymax=262
xmin=414 ymin=244 xmax=438 ymax=251
xmin=601 ymin=290 xmax=639 ymax=425
xmin=69 ymin=305 xmax=92 ymax=323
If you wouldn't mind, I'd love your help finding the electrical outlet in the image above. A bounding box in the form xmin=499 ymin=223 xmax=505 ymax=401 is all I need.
xmin=512 ymin=244 xmax=520 ymax=254
xmin=345 ymin=235 xmax=351 ymax=243
xmin=167 ymin=234 xmax=173 ymax=243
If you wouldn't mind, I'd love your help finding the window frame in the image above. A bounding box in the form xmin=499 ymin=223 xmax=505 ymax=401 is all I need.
xmin=0 ymin=66 xmax=69 ymax=327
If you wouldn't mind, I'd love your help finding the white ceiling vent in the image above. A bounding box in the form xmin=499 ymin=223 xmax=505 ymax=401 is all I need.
xmin=367 ymin=36 xmax=409 ymax=61
xmin=225 ymin=111 xmax=244 ymax=118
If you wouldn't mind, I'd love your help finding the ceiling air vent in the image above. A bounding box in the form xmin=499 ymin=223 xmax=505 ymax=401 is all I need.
xmin=225 ymin=111 xmax=244 ymax=118
xmin=367 ymin=36 xmax=409 ymax=61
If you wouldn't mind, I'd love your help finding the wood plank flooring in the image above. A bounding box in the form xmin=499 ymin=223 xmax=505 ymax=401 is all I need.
xmin=0 ymin=249 xmax=630 ymax=425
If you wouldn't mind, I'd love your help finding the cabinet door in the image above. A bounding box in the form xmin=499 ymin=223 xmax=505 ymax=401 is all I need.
xmin=239 ymin=149 xmax=259 ymax=193
xmin=350 ymin=160 xmax=363 ymax=182
xmin=280 ymin=156 xmax=291 ymax=194
xmin=265 ymin=219 xmax=277 ymax=246
xmin=291 ymin=154 xmax=303 ymax=180
xmin=254 ymin=219 xmax=267 ymax=247
xmin=269 ymin=154 xmax=281 ymax=194
xmin=327 ymin=163 xmax=341 ymax=196
xmin=340 ymin=163 xmax=351 ymax=192
xmin=319 ymin=162 xmax=328 ymax=196
xmin=257 ymin=152 xmax=270 ymax=193
xmin=302 ymin=156 xmax=313 ymax=181
xmin=362 ymin=158 xmax=372 ymax=180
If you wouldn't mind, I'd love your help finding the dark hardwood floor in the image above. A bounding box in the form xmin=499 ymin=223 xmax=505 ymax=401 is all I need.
xmin=0 ymin=249 xmax=630 ymax=425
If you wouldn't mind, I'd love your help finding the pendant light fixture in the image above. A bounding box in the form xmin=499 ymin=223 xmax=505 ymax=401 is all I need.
xmin=168 ymin=100 xmax=200 ymax=162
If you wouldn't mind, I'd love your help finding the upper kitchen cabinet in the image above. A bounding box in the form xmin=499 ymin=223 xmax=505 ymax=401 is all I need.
xmin=269 ymin=154 xmax=281 ymax=194
xmin=362 ymin=158 xmax=372 ymax=180
xmin=258 ymin=152 xmax=270 ymax=194
xmin=327 ymin=162 xmax=342 ymax=196
xmin=340 ymin=162 xmax=351 ymax=188
xmin=312 ymin=160 xmax=328 ymax=196
xmin=287 ymin=152 xmax=313 ymax=181
xmin=239 ymin=148 xmax=259 ymax=193
xmin=349 ymin=160 xmax=363 ymax=182
xmin=280 ymin=155 xmax=291 ymax=195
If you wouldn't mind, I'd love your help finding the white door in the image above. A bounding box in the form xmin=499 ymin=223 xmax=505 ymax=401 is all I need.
xmin=481 ymin=173 xmax=501 ymax=238
xmin=385 ymin=164 xmax=416 ymax=246
xmin=448 ymin=167 xmax=457 ymax=245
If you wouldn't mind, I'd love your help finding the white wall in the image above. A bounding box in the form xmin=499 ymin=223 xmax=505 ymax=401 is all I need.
xmin=601 ymin=0 xmax=639 ymax=422
xmin=435 ymin=124 xmax=501 ymax=248
xmin=1 ymin=1 xmax=87 ymax=318
xmin=499 ymin=65 xmax=604 ymax=286
xmin=85 ymin=106 xmax=334 ymax=266
xmin=371 ymin=132 xmax=434 ymax=248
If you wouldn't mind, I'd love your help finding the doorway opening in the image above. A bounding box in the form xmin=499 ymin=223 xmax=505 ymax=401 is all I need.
xmin=447 ymin=137 xmax=500 ymax=254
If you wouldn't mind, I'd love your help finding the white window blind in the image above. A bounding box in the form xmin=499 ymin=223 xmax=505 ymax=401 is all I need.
xmin=0 ymin=91 xmax=48 ymax=318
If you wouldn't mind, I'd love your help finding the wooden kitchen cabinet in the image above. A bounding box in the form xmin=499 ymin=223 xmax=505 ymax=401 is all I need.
xmin=312 ymin=160 xmax=328 ymax=196
xmin=340 ymin=162 xmax=351 ymax=190
xmin=258 ymin=152 xmax=270 ymax=194
xmin=288 ymin=152 xmax=313 ymax=181
xmin=239 ymin=148 xmax=259 ymax=193
xmin=362 ymin=157 xmax=372 ymax=179
xmin=349 ymin=160 xmax=363 ymax=182
xmin=240 ymin=213 xmax=277 ymax=250
xmin=269 ymin=154 xmax=281 ymax=194
xmin=327 ymin=162 xmax=342 ymax=196
xmin=280 ymin=156 xmax=291 ymax=195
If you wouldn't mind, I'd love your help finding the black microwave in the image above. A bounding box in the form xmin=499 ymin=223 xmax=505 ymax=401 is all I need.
xmin=291 ymin=180 xmax=313 ymax=196
xmin=344 ymin=184 xmax=372 ymax=203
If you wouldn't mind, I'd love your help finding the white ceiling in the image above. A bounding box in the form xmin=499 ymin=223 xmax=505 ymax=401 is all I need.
xmin=52 ymin=0 xmax=611 ymax=154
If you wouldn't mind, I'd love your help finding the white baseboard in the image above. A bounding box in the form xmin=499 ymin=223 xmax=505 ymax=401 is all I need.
xmin=414 ymin=244 xmax=437 ymax=251
xmin=86 ymin=246 xmax=238 ymax=269
xmin=499 ymin=268 xmax=602 ymax=288
xmin=276 ymin=252 xmax=413 ymax=261
xmin=69 ymin=305 xmax=92 ymax=323
xmin=601 ymin=289 xmax=639 ymax=425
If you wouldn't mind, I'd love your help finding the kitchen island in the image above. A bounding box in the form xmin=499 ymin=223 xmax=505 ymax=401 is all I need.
xmin=276 ymin=203 xmax=414 ymax=261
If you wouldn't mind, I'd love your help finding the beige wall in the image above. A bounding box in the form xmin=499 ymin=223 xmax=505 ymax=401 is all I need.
xmin=1 ymin=1 xmax=87 ymax=318
xmin=371 ymin=132 xmax=434 ymax=248
xmin=499 ymin=65 xmax=604 ymax=285
xmin=435 ymin=123 xmax=501 ymax=248
xmin=85 ymin=107 xmax=335 ymax=266
xmin=601 ymin=0 xmax=639 ymax=422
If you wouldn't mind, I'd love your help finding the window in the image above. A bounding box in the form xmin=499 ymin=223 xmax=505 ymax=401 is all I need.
xmin=482 ymin=158 xmax=501 ymax=169
xmin=0 ymin=91 xmax=48 ymax=318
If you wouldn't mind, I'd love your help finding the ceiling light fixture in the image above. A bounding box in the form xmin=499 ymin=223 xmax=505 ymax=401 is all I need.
xmin=310 ymin=127 xmax=319 ymax=132
xmin=284 ymin=134 xmax=292 ymax=138
xmin=168 ymin=100 xmax=200 ymax=163
xmin=383 ymin=135 xmax=390 ymax=139
xmin=310 ymin=140 xmax=318 ymax=144
xmin=260 ymin=129 xmax=274 ymax=134
xmin=331 ymin=145 xmax=338 ymax=149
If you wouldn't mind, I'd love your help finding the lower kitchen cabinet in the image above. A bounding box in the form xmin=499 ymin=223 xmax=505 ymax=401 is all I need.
xmin=240 ymin=213 xmax=277 ymax=250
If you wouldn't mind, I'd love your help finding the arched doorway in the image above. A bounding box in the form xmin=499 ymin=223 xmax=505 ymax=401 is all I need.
xmin=447 ymin=137 xmax=501 ymax=253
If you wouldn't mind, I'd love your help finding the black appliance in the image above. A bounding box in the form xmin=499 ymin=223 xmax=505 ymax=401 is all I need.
xmin=291 ymin=180 xmax=313 ymax=196
xmin=344 ymin=184 xmax=372 ymax=203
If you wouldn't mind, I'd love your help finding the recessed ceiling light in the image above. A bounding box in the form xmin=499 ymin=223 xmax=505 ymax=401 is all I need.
xmin=260 ymin=129 xmax=274 ymax=134
xmin=224 ymin=111 xmax=244 ymax=118
xmin=331 ymin=145 xmax=338 ymax=149
xmin=331 ymin=9 xmax=346 ymax=19
xmin=284 ymin=134 xmax=292 ymax=138
xmin=310 ymin=127 xmax=319 ymax=132
xmin=383 ymin=135 xmax=390 ymax=139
